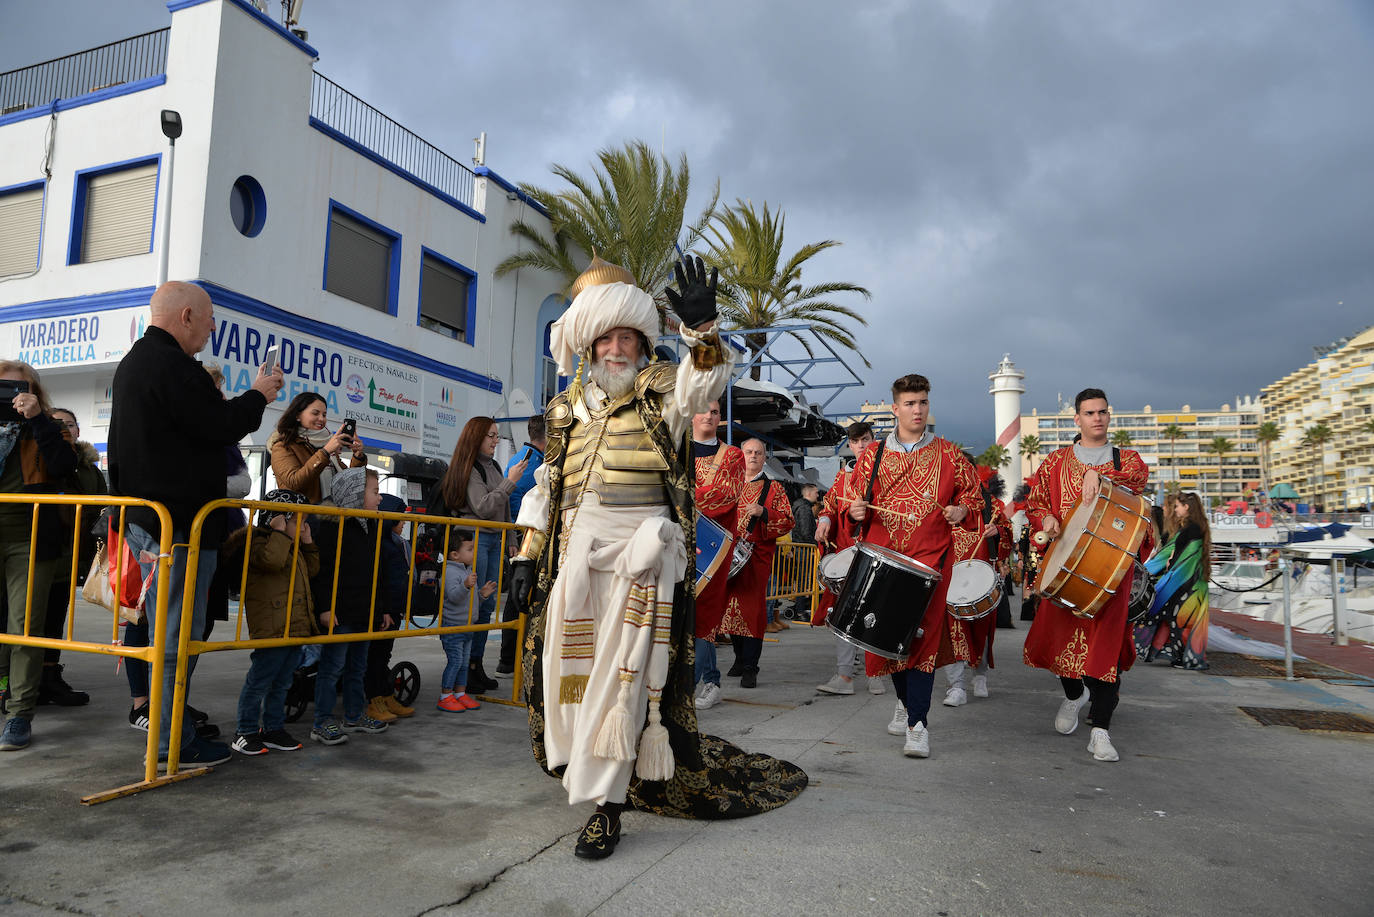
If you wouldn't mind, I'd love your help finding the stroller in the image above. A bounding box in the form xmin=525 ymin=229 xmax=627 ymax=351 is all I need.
xmin=283 ymin=645 xmax=422 ymax=723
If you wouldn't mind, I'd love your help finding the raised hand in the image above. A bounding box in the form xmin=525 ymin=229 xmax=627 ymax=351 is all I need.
xmin=664 ymin=255 xmax=718 ymax=330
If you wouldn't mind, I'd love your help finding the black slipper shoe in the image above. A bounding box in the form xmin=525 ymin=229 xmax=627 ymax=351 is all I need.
xmin=574 ymin=812 xmax=622 ymax=860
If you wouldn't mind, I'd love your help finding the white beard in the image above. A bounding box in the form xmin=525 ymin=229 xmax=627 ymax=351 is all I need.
xmin=588 ymin=356 xmax=644 ymax=399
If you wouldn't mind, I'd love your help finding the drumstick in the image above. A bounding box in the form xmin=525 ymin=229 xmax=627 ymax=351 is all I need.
xmin=836 ymin=497 xmax=922 ymax=525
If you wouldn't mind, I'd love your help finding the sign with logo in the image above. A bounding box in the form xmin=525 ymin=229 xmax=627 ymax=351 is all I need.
xmin=422 ymin=383 xmax=463 ymax=458
xmin=205 ymin=314 xmax=422 ymax=439
xmin=0 ymin=307 xmax=148 ymax=369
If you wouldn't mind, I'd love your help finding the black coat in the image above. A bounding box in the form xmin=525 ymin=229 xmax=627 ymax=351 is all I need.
xmin=108 ymin=326 xmax=268 ymax=546
xmin=311 ymin=517 xmax=382 ymax=631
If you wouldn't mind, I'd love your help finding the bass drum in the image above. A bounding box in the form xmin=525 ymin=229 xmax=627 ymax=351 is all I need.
xmin=827 ymin=543 xmax=941 ymax=660
xmin=1034 ymin=479 xmax=1152 ymax=619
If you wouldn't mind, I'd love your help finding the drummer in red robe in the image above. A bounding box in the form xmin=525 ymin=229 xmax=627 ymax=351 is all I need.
xmin=939 ymin=463 xmax=1013 ymax=707
xmin=847 ymin=374 xmax=982 ymax=758
xmin=813 ymin=421 xmax=886 ymax=697
xmin=1022 ymin=387 xmax=1150 ymax=763
xmin=691 ymin=401 xmax=745 ymax=711
xmin=719 ymin=438 xmax=794 ymax=689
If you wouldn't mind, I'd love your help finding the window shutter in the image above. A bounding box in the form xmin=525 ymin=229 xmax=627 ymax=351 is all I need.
xmin=325 ymin=210 xmax=392 ymax=312
xmin=81 ymin=162 xmax=158 ymax=263
xmin=419 ymin=254 xmax=470 ymax=339
xmin=0 ymin=185 xmax=43 ymax=277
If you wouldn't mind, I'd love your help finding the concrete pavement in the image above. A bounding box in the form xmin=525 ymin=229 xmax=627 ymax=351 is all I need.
xmin=2 ymin=600 xmax=1372 ymax=916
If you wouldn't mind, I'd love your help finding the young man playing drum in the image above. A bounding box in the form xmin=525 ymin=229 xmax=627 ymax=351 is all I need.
xmin=719 ymin=438 xmax=794 ymax=688
xmin=1022 ymin=388 xmax=1151 ymax=763
xmin=691 ymin=401 xmax=744 ymax=711
xmin=814 ymin=422 xmax=886 ymax=697
xmin=847 ymin=375 xmax=982 ymax=758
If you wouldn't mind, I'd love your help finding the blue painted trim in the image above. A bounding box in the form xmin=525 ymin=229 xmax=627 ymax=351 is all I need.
xmin=66 ymin=153 xmax=162 ymax=266
xmin=0 ymin=76 xmax=167 ymax=128
xmin=308 ymin=117 xmax=485 ymax=224
xmin=418 ymin=245 xmax=478 ymax=347
xmin=361 ymin=436 xmax=404 ymax=453
xmin=324 ymin=199 xmax=401 ymax=317
xmin=167 ymin=0 xmax=318 ymax=59
xmin=473 ymin=166 xmax=549 ymax=219
xmin=195 ymin=281 xmax=502 ymax=394
xmin=0 ymin=287 xmax=157 ymax=322
xmin=0 ymin=179 xmax=47 ymax=276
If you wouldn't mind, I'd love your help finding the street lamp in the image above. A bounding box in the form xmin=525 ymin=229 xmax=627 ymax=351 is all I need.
xmin=156 ymin=109 xmax=182 ymax=285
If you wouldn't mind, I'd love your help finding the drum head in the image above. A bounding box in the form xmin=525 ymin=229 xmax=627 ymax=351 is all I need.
xmin=856 ymin=542 xmax=941 ymax=582
xmin=820 ymin=546 xmax=856 ymax=580
xmin=1040 ymin=496 xmax=1093 ymax=582
xmin=946 ymin=559 xmax=996 ymax=605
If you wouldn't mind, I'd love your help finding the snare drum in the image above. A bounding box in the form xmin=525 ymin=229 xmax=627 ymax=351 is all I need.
xmin=1126 ymin=559 xmax=1154 ymax=623
xmin=1034 ymin=479 xmax=1152 ymax=619
xmin=695 ymin=514 xmax=733 ymax=596
xmin=945 ymin=559 xmax=1002 ymax=621
xmin=828 ymin=543 xmax=941 ymax=660
xmin=818 ymin=545 xmax=857 ymax=596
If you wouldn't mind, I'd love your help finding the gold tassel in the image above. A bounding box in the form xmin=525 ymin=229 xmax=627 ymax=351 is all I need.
xmin=592 ymin=679 xmax=636 ymax=761
xmin=559 ymin=674 xmax=589 ymax=705
xmin=635 ymin=697 xmax=674 ymax=781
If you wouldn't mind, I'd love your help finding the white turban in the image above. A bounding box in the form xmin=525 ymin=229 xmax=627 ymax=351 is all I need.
xmin=549 ymin=281 xmax=658 ymax=376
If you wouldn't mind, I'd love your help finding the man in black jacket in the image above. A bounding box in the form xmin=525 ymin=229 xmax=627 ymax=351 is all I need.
xmin=109 ymin=281 xmax=283 ymax=765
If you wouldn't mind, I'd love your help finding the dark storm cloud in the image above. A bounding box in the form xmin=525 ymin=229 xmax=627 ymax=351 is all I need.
xmin=7 ymin=1 xmax=1370 ymax=448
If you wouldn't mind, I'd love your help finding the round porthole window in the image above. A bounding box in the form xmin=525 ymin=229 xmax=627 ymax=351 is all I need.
xmin=229 ymin=175 xmax=267 ymax=237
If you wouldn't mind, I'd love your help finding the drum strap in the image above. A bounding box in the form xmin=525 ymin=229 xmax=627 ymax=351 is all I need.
xmin=746 ymin=479 xmax=772 ymax=534
xmin=1112 ymin=447 xmax=1121 ymax=471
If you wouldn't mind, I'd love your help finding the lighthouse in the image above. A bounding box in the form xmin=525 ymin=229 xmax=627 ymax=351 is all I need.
xmin=988 ymin=354 xmax=1025 ymax=504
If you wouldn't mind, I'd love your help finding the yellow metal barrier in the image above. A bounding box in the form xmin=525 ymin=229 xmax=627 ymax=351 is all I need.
xmin=0 ymin=493 xmax=208 ymax=803
xmin=767 ymin=541 xmax=822 ymax=611
xmin=161 ymin=499 xmax=528 ymax=781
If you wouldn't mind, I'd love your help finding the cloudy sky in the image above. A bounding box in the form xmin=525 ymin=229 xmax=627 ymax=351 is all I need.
xmin=4 ymin=0 xmax=1371 ymax=449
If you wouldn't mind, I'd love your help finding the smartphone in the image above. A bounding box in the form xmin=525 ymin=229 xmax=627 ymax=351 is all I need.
xmin=263 ymin=346 xmax=279 ymax=374
xmin=0 ymin=378 xmax=30 ymax=423
xmin=341 ymin=418 xmax=357 ymax=439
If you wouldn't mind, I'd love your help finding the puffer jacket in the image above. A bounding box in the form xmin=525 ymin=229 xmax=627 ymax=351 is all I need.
xmin=222 ymin=526 xmax=321 ymax=639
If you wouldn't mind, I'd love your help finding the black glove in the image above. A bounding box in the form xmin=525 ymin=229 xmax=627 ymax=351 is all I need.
xmin=508 ymin=558 xmax=536 ymax=617
xmin=664 ymin=255 xmax=718 ymax=329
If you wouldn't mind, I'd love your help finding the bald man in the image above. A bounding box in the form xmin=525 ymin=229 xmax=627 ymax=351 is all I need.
xmin=109 ymin=281 xmax=284 ymax=766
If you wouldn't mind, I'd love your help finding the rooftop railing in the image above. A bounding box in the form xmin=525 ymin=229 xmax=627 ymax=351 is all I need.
xmin=0 ymin=28 xmax=170 ymax=115
xmin=310 ymin=72 xmax=475 ymax=209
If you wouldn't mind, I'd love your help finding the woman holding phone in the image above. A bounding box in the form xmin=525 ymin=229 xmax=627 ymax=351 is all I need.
xmin=268 ymin=392 xmax=366 ymax=506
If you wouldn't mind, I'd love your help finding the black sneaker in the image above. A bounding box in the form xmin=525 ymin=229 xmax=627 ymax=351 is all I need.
xmin=129 ymin=702 xmax=151 ymax=732
xmin=726 ymin=661 xmax=744 ymax=677
xmin=194 ymin=721 xmax=221 ymax=740
xmin=740 ymin=667 xmax=758 ymax=689
xmin=185 ymin=704 xmax=210 ymax=726
xmin=39 ymin=665 xmax=91 ymax=706
xmin=259 ymin=728 xmax=302 ymax=751
xmin=163 ymin=736 xmax=232 ymax=766
xmin=231 ymin=733 xmax=268 ymax=756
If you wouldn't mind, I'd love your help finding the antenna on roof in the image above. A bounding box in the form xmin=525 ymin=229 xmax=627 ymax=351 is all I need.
xmin=473 ymin=132 xmax=487 ymax=166
xmin=286 ymin=0 xmax=305 ymax=26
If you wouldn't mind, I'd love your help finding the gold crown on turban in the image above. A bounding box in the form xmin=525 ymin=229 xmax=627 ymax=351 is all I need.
xmin=568 ymin=253 xmax=636 ymax=300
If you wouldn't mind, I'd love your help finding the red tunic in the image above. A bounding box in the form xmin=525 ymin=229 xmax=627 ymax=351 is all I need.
xmin=720 ymin=477 xmax=794 ymax=639
xmin=1022 ymin=446 xmax=1150 ymax=682
xmin=848 ymin=438 xmax=982 ymax=677
xmin=812 ymin=462 xmax=859 ymax=627
xmin=942 ymin=492 xmax=1013 ymax=669
xmin=693 ymin=443 xmax=745 ymax=638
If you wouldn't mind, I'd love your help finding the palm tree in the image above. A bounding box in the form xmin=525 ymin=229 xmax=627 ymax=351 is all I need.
xmin=1205 ymin=436 xmax=1236 ymax=506
xmin=495 ymin=139 xmax=719 ymax=329
xmin=1019 ymin=433 xmax=1041 ymax=476
xmin=1255 ymin=421 xmax=1280 ymax=498
xmin=977 ymin=444 xmax=1010 ymax=469
xmin=1109 ymin=430 xmax=1133 ymax=448
xmin=701 ymin=199 xmax=870 ymax=379
xmin=1301 ymin=423 xmax=1333 ymax=509
xmin=1161 ymin=423 xmax=1184 ymax=488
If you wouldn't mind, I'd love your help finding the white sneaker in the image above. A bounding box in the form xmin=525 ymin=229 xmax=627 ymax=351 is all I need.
xmin=903 ymin=722 xmax=930 ymax=758
xmin=972 ymin=675 xmax=989 ymax=698
xmin=1087 ymin=727 xmax=1119 ymax=762
xmin=695 ymin=683 xmax=722 ymax=710
xmin=942 ymin=686 xmax=967 ymax=707
xmin=867 ymin=678 xmax=886 ymax=695
xmin=886 ymin=699 xmax=907 ymax=736
xmin=816 ymin=674 xmax=856 ymax=696
xmin=1054 ymin=688 xmax=1091 ymax=735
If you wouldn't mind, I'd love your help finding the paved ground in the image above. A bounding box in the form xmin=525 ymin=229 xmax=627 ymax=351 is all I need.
xmin=2 ymin=597 xmax=1372 ymax=916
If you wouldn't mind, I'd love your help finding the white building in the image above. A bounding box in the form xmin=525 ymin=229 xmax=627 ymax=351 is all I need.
xmin=0 ymin=0 xmax=565 ymax=492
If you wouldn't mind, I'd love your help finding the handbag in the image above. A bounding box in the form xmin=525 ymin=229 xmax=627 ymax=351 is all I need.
xmin=80 ymin=524 xmax=148 ymax=623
